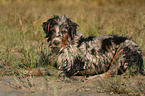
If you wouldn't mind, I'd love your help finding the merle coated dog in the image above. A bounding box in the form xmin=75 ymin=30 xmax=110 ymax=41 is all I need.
xmin=42 ymin=15 xmax=144 ymax=78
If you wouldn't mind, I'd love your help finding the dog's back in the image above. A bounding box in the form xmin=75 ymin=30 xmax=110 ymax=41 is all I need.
xmin=93 ymin=35 xmax=144 ymax=76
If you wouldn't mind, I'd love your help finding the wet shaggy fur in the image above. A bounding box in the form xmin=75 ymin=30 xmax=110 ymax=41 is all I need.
xmin=42 ymin=15 xmax=144 ymax=77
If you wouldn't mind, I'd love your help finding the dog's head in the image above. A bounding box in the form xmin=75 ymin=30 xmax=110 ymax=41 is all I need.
xmin=42 ymin=15 xmax=78 ymax=49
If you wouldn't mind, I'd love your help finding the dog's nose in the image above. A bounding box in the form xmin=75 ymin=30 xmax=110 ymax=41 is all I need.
xmin=53 ymin=40 xmax=60 ymax=46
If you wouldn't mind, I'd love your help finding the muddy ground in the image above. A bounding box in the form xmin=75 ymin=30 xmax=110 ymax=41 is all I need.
xmin=0 ymin=69 xmax=144 ymax=96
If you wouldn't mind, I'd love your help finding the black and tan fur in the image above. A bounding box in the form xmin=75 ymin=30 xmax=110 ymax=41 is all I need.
xmin=42 ymin=15 xmax=144 ymax=78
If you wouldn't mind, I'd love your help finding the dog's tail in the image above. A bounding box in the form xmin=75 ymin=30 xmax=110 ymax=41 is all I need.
xmin=138 ymin=51 xmax=145 ymax=75
xmin=123 ymin=39 xmax=145 ymax=76
xmin=139 ymin=56 xmax=145 ymax=75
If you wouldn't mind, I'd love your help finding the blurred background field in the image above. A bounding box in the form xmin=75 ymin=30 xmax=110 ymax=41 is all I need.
xmin=0 ymin=0 xmax=145 ymax=71
xmin=0 ymin=0 xmax=145 ymax=95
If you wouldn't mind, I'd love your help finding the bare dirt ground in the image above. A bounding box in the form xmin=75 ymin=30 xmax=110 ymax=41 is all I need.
xmin=0 ymin=71 xmax=144 ymax=96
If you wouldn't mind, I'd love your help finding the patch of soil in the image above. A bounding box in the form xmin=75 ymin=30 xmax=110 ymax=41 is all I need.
xmin=0 ymin=73 xmax=144 ymax=96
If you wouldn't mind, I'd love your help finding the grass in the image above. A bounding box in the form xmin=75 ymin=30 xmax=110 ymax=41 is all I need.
xmin=0 ymin=0 xmax=145 ymax=95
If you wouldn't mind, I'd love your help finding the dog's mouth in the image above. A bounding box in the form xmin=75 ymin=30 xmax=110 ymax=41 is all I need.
xmin=51 ymin=44 xmax=62 ymax=49
xmin=51 ymin=46 xmax=61 ymax=49
xmin=51 ymin=46 xmax=63 ymax=53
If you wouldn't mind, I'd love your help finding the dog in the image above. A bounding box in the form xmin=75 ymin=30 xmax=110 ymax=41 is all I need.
xmin=42 ymin=15 xmax=144 ymax=78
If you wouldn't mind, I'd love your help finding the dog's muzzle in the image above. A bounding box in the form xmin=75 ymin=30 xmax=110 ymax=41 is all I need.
xmin=52 ymin=37 xmax=61 ymax=47
xmin=53 ymin=40 xmax=60 ymax=46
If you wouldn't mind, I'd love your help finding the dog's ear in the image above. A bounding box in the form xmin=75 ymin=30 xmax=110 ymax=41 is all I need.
xmin=67 ymin=19 xmax=78 ymax=40
xmin=42 ymin=21 xmax=51 ymax=38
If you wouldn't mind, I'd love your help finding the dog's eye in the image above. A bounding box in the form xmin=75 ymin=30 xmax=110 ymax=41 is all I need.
xmin=51 ymin=29 xmax=56 ymax=32
xmin=61 ymin=28 xmax=67 ymax=34
xmin=61 ymin=31 xmax=67 ymax=34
